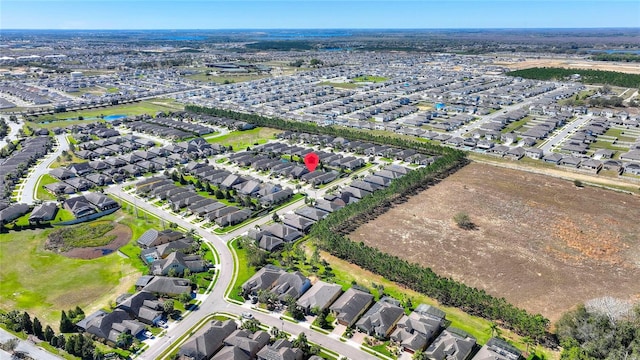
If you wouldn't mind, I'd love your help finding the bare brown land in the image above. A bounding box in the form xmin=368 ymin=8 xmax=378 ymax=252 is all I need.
xmin=497 ymin=58 xmax=640 ymax=74
xmin=351 ymin=163 xmax=640 ymax=322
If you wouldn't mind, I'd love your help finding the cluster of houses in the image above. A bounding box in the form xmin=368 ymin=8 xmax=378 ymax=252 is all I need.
xmin=276 ymin=131 xmax=435 ymax=166
xmin=0 ymin=136 xmax=53 ymax=201
xmin=123 ymin=116 xmax=215 ymax=140
xmin=136 ymin=228 xmax=210 ymax=276
xmin=62 ymin=192 xmax=120 ymax=219
xmin=247 ymin=163 xmax=412 ymax=251
xmin=46 ymin=134 xmax=226 ymax=196
xmin=240 ymin=265 xmax=522 ymax=360
xmin=178 ymin=319 xmax=323 ymax=360
xmin=136 ymin=175 xmax=255 ymax=228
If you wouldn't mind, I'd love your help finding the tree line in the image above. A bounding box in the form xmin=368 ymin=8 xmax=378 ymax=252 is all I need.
xmin=186 ymin=106 xmax=551 ymax=342
xmin=507 ymin=67 xmax=640 ymax=89
xmin=185 ymin=105 xmax=462 ymax=157
xmin=591 ymin=53 xmax=640 ymax=63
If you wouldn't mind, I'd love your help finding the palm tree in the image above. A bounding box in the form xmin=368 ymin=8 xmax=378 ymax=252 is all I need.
xmin=488 ymin=322 xmax=501 ymax=338
xmin=522 ymin=336 xmax=534 ymax=357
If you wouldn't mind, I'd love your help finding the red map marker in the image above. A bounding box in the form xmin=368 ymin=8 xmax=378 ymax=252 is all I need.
xmin=304 ymin=152 xmax=319 ymax=172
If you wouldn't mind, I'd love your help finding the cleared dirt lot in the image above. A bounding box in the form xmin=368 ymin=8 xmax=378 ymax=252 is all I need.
xmin=351 ymin=163 xmax=640 ymax=322
xmin=497 ymin=58 xmax=640 ymax=74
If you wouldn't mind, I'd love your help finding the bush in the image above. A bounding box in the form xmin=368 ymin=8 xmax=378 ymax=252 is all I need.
xmin=454 ymin=212 xmax=475 ymax=230
xmin=573 ymin=179 xmax=583 ymax=187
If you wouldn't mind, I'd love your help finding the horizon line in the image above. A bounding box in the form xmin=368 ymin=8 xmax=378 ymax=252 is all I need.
xmin=3 ymin=27 xmax=640 ymax=31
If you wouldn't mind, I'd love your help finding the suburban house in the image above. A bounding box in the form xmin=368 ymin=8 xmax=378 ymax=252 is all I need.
xmin=256 ymin=339 xmax=303 ymax=360
xmin=356 ymin=296 xmax=405 ymax=338
xmin=296 ymin=281 xmax=343 ymax=315
xmin=28 ymin=202 xmax=58 ymax=224
xmin=329 ymin=288 xmax=374 ymax=327
xmin=390 ymin=304 xmax=446 ymax=354
xmin=0 ymin=203 xmax=31 ymax=225
xmin=471 ymin=337 xmax=522 ymax=360
xmin=76 ymin=309 xmax=146 ymax=345
xmin=178 ymin=320 xmax=238 ymax=360
xmin=63 ymin=196 xmax=97 ymax=218
xmin=84 ymin=192 xmax=120 ymax=212
xmin=150 ymin=251 xmax=207 ymax=276
xmin=140 ymin=276 xmax=192 ymax=297
xmin=424 ymin=328 xmax=477 ymax=360
xmin=116 ymin=291 xmax=164 ymax=326
xmin=270 ymin=271 xmax=312 ymax=302
xmin=214 ymin=328 xmax=270 ymax=359
xmin=137 ymin=229 xmax=185 ymax=248
xmin=242 ymin=265 xmax=286 ymax=297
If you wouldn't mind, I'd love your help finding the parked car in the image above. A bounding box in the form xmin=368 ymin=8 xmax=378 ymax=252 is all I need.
xmin=241 ymin=312 xmax=254 ymax=319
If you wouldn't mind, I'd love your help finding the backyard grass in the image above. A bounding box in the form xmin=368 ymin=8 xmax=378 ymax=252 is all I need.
xmin=49 ymin=152 xmax=86 ymax=169
xmin=206 ymin=127 xmax=282 ymax=151
xmin=501 ymin=116 xmax=531 ymax=134
xmin=0 ymin=227 xmax=141 ymax=328
xmin=35 ymin=174 xmax=57 ymax=201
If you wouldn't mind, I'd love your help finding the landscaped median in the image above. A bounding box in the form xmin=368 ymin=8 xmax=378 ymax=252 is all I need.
xmin=224 ymin=237 xmax=257 ymax=304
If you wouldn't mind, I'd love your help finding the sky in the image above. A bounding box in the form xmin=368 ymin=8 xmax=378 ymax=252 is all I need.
xmin=1 ymin=0 xmax=639 ymax=30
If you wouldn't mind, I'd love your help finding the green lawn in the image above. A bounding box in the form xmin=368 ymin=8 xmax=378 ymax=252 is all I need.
xmin=317 ymin=82 xmax=360 ymax=89
xmin=27 ymin=99 xmax=184 ymax=128
xmin=185 ymin=73 xmax=268 ymax=83
xmin=0 ymin=227 xmax=141 ymax=328
xmin=352 ymin=75 xmax=388 ymax=83
xmin=35 ymin=174 xmax=57 ymax=201
xmin=227 ymin=238 xmax=256 ymax=302
xmin=48 ymin=221 xmax=116 ymax=250
xmin=206 ymin=127 xmax=282 ymax=152
xmin=501 ymin=117 xmax=531 ymax=134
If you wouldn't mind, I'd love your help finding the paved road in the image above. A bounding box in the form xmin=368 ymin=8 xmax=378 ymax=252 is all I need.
xmin=19 ymin=134 xmax=69 ymax=204
xmin=0 ymin=328 xmax=62 ymax=360
xmin=105 ymin=185 xmax=377 ymax=360
xmin=538 ymin=115 xmax=591 ymax=154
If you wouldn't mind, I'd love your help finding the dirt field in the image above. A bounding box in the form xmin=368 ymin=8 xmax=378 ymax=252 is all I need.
xmin=351 ymin=163 xmax=640 ymax=323
xmin=62 ymin=223 xmax=132 ymax=259
xmin=497 ymin=58 xmax=640 ymax=74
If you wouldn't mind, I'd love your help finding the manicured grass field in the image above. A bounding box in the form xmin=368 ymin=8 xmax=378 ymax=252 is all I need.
xmin=0 ymin=227 xmax=141 ymax=328
xmin=352 ymin=75 xmax=388 ymax=83
xmin=206 ymin=127 xmax=282 ymax=152
xmin=318 ymin=81 xmax=360 ymax=89
xmin=27 ymin=99 xmax=184 ymax=129
xmin=227 ymin=238 xmax=256 ymax=302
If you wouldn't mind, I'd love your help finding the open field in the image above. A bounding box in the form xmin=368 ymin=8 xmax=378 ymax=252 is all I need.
xmin=27 ymin=99 xmax=184 ymax=128
xmin=350 ymin=162 xmax=640 ymax=323
xmin=0 ymin=226 xmax=140 ymax=327
xmin=499 ymin=58 xmax=640 ymax=74
xmin=206 ymin=127 xmax=282 ymax=151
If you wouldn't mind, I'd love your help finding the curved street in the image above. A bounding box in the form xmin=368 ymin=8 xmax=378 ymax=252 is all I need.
xmin=18 ymin=134 xmax=69 ymax=204
xmin=106 ymin=185 xmax=377 ymax=360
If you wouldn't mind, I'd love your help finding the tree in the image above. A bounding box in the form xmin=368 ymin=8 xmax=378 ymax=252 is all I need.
xmin=292 ymin=332 xmax=311 ymax=356
xmin=60 ymin=310 xmax=74 ymax=333
xmin=65 ymin=334 xmax=76 ymax=354
xmin=20 ymin=312 xmax=32 ymax=334
xmin=240 ymin=318 xmax=261 ymax=333
xmin=44 ymin=325 xmax=55 ymax=342
xmin=573 ymin=179 xmax=583 ymax=188
xmin=33 ymin=317 xmax=43 ymax=339
xmin=56 ymin=334 xmax=65 ymax=349
xmin=215 ymin=189 xmax=225 ymax=199
xmin=285 ymin=296 xmax=305 ymax=321
xmin=522 ymin=336 xmax=534 ymax=357
xmin=116 ymin=332 xmax=133 ymax=349
xmin=453 ymin=212 xmax=475 ymax=230
xmin=163 ymin=300 xmax=175 ymax=314
xmin=179 ymin=291 xmax=192 ymax=306
xmin=413 ymin=349 xmax=427 ymax=360
xmin=272 ymin=212 xmax=280 ymax=223
xmin=2 ymin=338 xmax=18 ymax=354
xmin=489 ymin=322 xmax=502 ymax=338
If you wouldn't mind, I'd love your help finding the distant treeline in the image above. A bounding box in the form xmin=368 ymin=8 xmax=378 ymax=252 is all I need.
xmin=245 ymin=41 xmax=315 ymax=51
xmin=591 ymin=53 xmax=640 ymax=63
xmin=507 ymin=67 xmax=640 ymax=88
